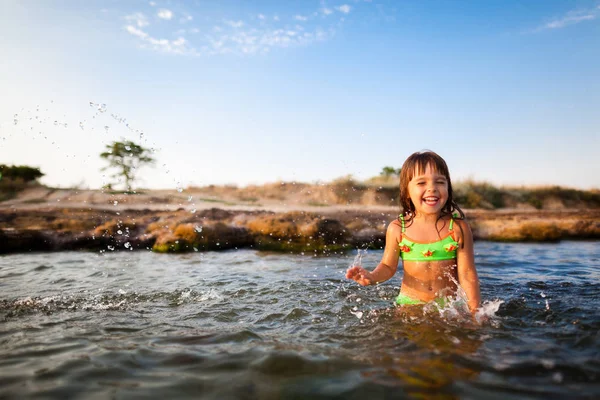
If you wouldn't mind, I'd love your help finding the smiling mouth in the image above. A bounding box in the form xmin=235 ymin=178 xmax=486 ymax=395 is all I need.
xmin=423 ymin=196 xmax=439 ymax=205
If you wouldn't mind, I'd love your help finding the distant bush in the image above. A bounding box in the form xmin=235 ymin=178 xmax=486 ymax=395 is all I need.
xmin=330 ymin=175 xmax=365 ymax=204
xmin=363 ymin=175 xmax=399 ymax=189
xmin=454 ymin=181 xmax=504 ymax=209
xmin=0 ymin=164 xmax=44 ymax=202
xmin=531 ymin=186 xmax=599 ymax=208
xmin=505 ymin=186 xmax=600 ymax=209
xmin=0 ymin=164 xmax=44 ymax=182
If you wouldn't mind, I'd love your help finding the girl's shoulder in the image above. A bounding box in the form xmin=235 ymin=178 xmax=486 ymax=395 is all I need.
xmin=450 ymin=217 xmax=472 ymax=245
xmin=388 ymin=218 xmax=404 ymax=239
xmin=389 ymin=218 xmax=403 ymax=231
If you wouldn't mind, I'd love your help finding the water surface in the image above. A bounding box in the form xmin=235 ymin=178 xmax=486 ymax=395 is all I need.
xmin=1 ymin=241 xmax=599 ymax=399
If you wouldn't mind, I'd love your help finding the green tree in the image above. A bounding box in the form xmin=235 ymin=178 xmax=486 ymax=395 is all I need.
xmin=100 ymin=140 xmax=155 ymax=191
xmin=0 ymin=164 xmax=44 ymax=182
xmin=381 ymin=166 xmax=401 ymax=177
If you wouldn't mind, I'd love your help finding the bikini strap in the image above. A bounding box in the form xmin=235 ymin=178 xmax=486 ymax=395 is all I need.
xmin=449 ymin=212 xmax=459 ymax=231
xmin=399 ymin=214 xmax=406 ymax=233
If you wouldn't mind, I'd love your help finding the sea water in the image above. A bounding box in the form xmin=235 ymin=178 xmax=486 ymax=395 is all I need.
xmin=1 ymin=241 xmax=598 ymax=399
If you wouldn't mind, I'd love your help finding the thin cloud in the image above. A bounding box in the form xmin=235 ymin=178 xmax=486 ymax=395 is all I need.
xmin=125 ymin=25 xmax=195 ymax=55
xmin=337 ymin=5 xmax=351 ymax=14
xmin=157 ymin=9 xmax=173 ymax=20
xmin=545 ymin=13 xmax=595 ymax=29
xmin=125 ymin=12 xmax=149 ymax=28
xmin=180 ymin=14 xmax=193 ymax=24
xmin=536 ymin=7 xmax=598 ymax=31
xmin=225 ymin=20 xmax=244 ymax=28
xmin=122 ymin=0 xmax=377 ymax=56
xmin=126 ymin=25 xmax=148 ymax=39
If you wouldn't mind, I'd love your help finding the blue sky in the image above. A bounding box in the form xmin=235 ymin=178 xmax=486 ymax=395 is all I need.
xmin=0 ymin=0 xmax=598 ymax=190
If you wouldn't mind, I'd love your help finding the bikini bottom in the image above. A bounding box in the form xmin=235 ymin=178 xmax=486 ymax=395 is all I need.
xmin=395 ymin=293 xmax=449 ymax=308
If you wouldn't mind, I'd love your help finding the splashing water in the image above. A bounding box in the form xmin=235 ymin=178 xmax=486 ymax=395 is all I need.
xmin=1 ymin=243 xmax=598 ymax=398
xmin=350 ymin=248 xmax=367 ymax=268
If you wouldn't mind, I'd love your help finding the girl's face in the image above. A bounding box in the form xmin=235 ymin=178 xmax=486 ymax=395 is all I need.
xmin=407 ymin=163 xmax=449 ymax=216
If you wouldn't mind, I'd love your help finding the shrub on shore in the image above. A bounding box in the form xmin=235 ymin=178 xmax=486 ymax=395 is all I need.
xmin=0 ymin=164 xmax=44 ymax=202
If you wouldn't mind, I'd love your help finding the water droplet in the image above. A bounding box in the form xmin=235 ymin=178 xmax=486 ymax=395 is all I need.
xmin=107 ymin=245 xmax=115 ymax=251
xmin=79 ymin=122 xmax=85 ymax=130
xmin=117 ymin=230 xmax=123 ymax=235
xmin=191 ymin=209 xmax=197 ymax=213
xmin=188 ymin=196 xmax=193 ymax=202
xmin=552 ymin=372 xmax=563 ymax=383
xmin=124 ymin=242 xmax=131 ymax=249
xmin=194 ymin=225 xmax=203 ymax=233
xmin=125 ymin=145 xmax=131 ymax=151
xmin=177 ymin=187 xmax=183 ymax=193
xmin=104 ymin=126 xmax=110 ymax=133
xmin=113 ymin=201 xmax=119 ymax=206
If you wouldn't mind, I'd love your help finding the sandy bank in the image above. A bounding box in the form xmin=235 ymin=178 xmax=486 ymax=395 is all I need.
xmin=0 ymin=202 xmax=598 ymax=254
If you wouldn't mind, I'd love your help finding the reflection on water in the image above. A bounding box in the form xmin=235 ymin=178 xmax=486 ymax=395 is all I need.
xmin=0 ymin=241 xmax=598 ymax=399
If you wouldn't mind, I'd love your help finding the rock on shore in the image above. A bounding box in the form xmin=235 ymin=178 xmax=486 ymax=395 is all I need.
xmin=0 ymin=207 xmax=598 ymax=254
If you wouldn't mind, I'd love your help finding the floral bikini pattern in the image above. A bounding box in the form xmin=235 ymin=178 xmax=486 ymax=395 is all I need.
xmin=400 ymin=243 xmax=457 ymax=257
xmin=399 ymin=244 xmax=411 ymax=253
xmin=397 ymin=214 xmax=459 ymax=261
xmin=444 ymin=243 xmax=458 ymax=252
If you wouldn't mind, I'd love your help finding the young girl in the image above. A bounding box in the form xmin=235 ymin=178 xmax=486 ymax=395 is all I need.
xmin=346 ymin=151 xmax=481 ymax=314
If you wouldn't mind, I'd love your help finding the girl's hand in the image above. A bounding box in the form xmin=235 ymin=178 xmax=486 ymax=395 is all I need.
xmin=346 ymin=266 xmax=374 ymax=286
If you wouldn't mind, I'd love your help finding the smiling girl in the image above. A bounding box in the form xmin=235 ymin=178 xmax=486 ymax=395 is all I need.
xmin=346 ymin=151 xmax=481 ymax=314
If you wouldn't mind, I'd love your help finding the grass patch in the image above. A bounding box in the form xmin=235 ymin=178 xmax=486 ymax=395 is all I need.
xmin=238 ymin=196 xmax=259 ymax=203
xmin=104 ymin=190 xmax=146 ymax=195
xmin=22 ymin=198 xmax=47 ymax=204
xmin=306 ymin=201 xmax=330 ymax=207
xmin=454 ymin=181 xmax=504 ymax=209
xmin=197 ymin=197 xmax=238 ymax=206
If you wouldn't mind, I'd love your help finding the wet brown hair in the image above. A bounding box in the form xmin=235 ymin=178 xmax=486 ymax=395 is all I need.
xmin=399 ymin=150 xmax=465 ymax=227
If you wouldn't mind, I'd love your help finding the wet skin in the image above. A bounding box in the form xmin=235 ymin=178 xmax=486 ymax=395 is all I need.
xmin=401 ymin=259 xmax=458 ymax=301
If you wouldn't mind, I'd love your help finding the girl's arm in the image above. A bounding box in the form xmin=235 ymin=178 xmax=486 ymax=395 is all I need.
xmin=456 ymin=220 xmax=481 ymax=313
xmin=346 ymin=220 xmax=401 ymax=286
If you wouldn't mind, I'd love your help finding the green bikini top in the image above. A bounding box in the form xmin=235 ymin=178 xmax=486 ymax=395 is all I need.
xmin=398 ymin=215 xmax=459 ymax=261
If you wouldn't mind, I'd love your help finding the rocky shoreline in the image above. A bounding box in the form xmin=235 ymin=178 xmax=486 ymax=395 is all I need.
xmin=0 ymin=206 xmax=598 ymax=254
